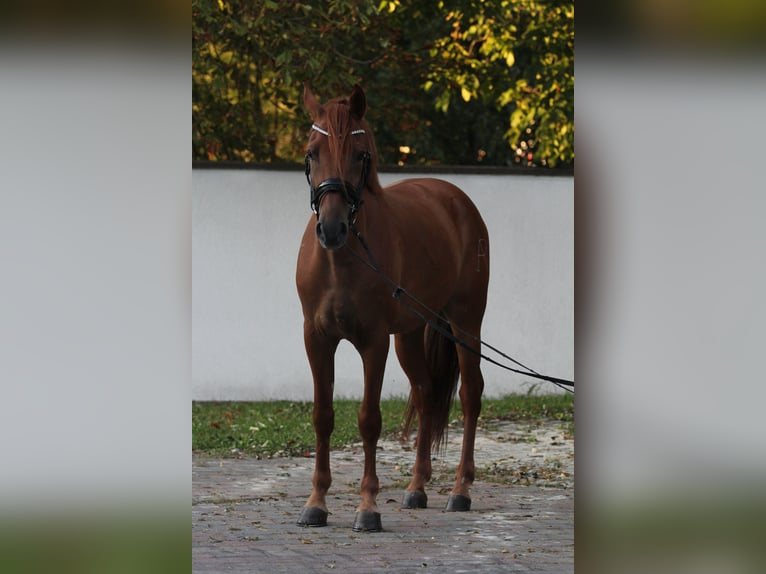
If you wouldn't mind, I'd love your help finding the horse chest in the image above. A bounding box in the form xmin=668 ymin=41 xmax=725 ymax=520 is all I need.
xmin=316 ymin=295 xmax=363 ymax=338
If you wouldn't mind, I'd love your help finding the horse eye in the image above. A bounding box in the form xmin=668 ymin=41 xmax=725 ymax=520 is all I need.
xmin=307 ymin=149 xmax=318 ymax=161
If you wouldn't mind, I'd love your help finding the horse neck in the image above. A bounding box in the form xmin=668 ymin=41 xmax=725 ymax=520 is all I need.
xmin=365 ymin=168 xmax=383 ymax=196
xmin=357 ymin=180 xmax=385 ymax=227
xmin=352 ymin=191 xmax=391 ymax=264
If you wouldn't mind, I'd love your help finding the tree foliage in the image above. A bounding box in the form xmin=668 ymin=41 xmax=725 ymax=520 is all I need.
xmin=192 ymin=0 xmax=573 ymax=167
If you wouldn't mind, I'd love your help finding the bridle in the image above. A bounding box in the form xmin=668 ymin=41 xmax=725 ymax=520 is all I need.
xmin=304 ymin=123 xmax=371 ymax=222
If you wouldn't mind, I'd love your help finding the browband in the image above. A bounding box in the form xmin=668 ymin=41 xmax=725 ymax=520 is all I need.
xmin=312 ymin=124 xmax=366 ymax=136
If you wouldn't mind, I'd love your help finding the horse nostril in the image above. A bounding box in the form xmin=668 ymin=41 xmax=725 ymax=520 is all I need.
xmin=315 ymin=218 xmax=348 ymax=249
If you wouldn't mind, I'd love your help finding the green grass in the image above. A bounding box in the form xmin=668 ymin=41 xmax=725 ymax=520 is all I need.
xmin=478 ymin=392 xmax=574 ymax=422
xmin=192 ymin=393 xmax=573 ymax=457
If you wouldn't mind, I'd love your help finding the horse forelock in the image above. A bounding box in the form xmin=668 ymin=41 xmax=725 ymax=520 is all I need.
xmin=324 ymin=101 xmax=351 ymax=178
xmin=320 ymin=99 xmax=380 ymax=193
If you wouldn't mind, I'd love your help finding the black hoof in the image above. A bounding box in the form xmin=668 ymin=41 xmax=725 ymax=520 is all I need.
xmin=446 ymin=494 xmax=471 ymax=512
xmin=401 ymin=490 xmax=428 ymax=509
xmin=297 ymin=506 xmax=328 ymax=527
xmin=352 ymin=511 xmax=382 ymax=532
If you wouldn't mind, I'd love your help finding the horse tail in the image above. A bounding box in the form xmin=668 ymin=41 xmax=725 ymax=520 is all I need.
xmin=404 ymin=315 xmax=460 ymax=453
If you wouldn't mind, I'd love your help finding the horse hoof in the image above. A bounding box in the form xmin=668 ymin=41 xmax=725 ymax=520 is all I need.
xmin=446 ymin=494 xmax=471 ymax=512
xmin=297 ymin=506 xmax=328 ymax=527
xmin=352 ymin=511 xmax=382 ymax=532
xmin=401 ymin=490 xmax=428 ymax=509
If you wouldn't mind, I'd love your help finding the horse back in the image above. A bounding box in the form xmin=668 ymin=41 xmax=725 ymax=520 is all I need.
xmin=382 ymin=177 xmax=488 ymax=254
xmin=380 ymin=177 xmax=489 ymax=293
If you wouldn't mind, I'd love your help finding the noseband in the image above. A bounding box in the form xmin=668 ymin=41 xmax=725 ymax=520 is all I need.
xmin=305 ymin=124 xmax=371 ymax=220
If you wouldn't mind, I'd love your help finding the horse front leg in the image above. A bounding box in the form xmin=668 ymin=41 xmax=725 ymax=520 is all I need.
xmin=352 ymin=331 xmax=389 ymax=532
xmin=298 ymin=327 xmax=338 ymax=527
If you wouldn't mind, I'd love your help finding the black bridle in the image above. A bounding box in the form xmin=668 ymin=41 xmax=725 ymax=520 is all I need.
xmin=304 ymin=124 xmax=371 ymax=220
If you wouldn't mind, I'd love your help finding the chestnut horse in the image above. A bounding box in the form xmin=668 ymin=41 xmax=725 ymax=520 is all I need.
xmin=296 ymin=85 xmax=490 ymax=532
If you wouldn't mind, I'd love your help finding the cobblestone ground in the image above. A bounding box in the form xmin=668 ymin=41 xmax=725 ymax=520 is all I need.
xmin=193 ymin=420 xmax=574 ymax=573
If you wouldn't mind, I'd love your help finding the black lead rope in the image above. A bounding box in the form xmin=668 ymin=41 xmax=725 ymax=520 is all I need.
xmin=348 ymin=225 xmax=574 ymax=394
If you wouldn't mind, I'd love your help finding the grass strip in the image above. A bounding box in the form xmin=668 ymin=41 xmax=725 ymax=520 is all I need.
xmin=193 ymin=393 xmax=573 ymax=458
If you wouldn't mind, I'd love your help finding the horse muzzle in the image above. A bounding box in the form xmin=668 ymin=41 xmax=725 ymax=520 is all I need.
xmin=312 ymin=179 xmax=359 ymax=250
xmin=316 ymin=216 xmax=349 ymax=250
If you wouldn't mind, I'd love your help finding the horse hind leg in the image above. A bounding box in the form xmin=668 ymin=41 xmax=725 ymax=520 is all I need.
xmin=444 ymin=314 xmax=485 ymax=512
xmin=395 ymin=328 xmax=435 ymax=510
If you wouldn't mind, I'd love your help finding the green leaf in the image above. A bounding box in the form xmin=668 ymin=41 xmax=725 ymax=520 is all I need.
xmin=435 ymin=90 xmax=451 ymax=113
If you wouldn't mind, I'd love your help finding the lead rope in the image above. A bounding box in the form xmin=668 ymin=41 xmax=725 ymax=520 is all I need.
xmin=347 ymin=224 xmax=574 ymax=393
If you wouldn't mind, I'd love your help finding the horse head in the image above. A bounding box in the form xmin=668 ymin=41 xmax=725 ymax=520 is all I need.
xmin=304 ymin=84 xmax=376 ymax=250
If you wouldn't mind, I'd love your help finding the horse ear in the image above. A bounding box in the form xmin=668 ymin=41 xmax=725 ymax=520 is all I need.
xmin=304 ymin=83 xmax=323 ymax=119
xmin=349 ymin=84 xmax=367 ymax=120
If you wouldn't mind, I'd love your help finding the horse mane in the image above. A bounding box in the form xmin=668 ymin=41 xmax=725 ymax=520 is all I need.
xmin=322 ymin=97 xmax=382 ymax=194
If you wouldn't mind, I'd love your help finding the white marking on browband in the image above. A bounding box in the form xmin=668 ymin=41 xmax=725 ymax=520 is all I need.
xmin=311 ymin=124 xmax=329 ymax=136
xmin=311 ymin=124 xmax=366 ymax=137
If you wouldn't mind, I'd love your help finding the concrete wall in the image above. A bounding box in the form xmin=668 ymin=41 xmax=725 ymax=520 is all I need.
xmin=193 ymin=167 xmax=573 ymax=400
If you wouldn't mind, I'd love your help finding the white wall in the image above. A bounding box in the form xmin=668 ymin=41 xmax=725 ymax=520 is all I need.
xmin=193 ymin=168 xmax=573 ymax=400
